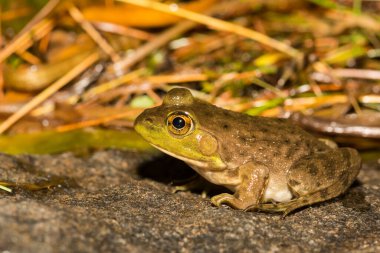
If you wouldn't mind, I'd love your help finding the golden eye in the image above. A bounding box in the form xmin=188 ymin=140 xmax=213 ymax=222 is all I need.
xmin=167 ymin=113 xmax=193 ymax=136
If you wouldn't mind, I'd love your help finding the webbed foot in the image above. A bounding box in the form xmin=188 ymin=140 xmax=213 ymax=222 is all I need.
xmin=211 ymin=193 xmax=248 ymax=210
xmin=211 ymin=161 xmax=269 ymax=210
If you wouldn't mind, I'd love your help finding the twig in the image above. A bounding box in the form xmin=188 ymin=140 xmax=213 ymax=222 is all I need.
xmin=0 ymin=184 xmax=12 ymax=193
xmin=81 ymin=82 xmax=164 ymax=105
xmin=291 ymin=113 xmax=380 ymax=139
xmin=39 ymin=29 xmax=52 ymax=53
xmin=117 ymin=0 xmax=302 ymax=59
xmin=346 ymin=81 xmax=362 ymax=115
xmin=332 ymin=68 xmax=380 ymax=80
xmin=112 ymin=0 xmax=255 ymax=73
xmin=0 ymin=52 xmax=99 ymax=134
xmin=16 ymin=0 xmax=59 ymax=38
xmin=146 ymin=89 xmax=162 ymax=104
xmin=56 ymin=108 xmax=143 ymax=132
xmin=251 ymin=77 xmax=287 ymax=98
xmin=69 ymin=5 xmax=120 ymax=62
xmin=15 ymin=50 xmax=41 ymax=65
xmin=146 ymin=73 xmax=208 ymax=83
xmin=210 ymin=70 xmax=262 ymax=99
xmin=359 ymin=94 xmax=380 ymax=104
xmin=0 ymin=19 xmax=54 ymax=63
xmin=284 ymin=95 xmax=348 ymax=111
xmin=82 ymin=68 xmax=146 ymax=100
xmin=113 ymin=20 xmax=196 ymax=72
xmin=308 ymin=79 xmax=323 ymax=97
xmin=92 ymin=21 xmax=153 ymax=41
xmin=0 ymin=0 xmax=58 ymax=63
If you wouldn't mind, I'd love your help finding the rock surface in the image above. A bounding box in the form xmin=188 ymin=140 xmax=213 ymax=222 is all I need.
xmin=0 ymin=150 xmax=379 ymax=253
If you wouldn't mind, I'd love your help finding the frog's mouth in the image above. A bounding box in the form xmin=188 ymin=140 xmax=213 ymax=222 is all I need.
xmin=151 ymin=144 xmax=209 ymax=168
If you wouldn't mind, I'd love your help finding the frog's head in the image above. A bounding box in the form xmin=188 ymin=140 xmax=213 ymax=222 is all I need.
xmin=134 ymin=88 xmax=226 ymax=169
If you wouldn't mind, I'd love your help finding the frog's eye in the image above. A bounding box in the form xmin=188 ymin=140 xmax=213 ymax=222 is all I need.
xmin=167 ymin=113 xmax=193 ymax=136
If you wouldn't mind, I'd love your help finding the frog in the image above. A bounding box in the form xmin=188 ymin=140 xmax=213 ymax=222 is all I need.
xmin=134 ymin=88 xmax=361 ymax=215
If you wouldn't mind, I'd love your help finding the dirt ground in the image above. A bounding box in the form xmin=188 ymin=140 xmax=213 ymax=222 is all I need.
xmin=0 ymin=150 xmax=379 ymax=253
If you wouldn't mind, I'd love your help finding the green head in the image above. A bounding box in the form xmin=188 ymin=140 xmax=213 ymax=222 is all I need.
xmin=134 ymin=88 xmax=225 ymax=169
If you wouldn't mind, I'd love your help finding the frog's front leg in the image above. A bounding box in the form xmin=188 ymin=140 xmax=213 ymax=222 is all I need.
xmin=211 ymin=162 xmax=269 ymax=210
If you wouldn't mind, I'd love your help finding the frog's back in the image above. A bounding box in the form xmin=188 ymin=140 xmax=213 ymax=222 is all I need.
xmin=190 ymin=100 xmax=328 ymax=167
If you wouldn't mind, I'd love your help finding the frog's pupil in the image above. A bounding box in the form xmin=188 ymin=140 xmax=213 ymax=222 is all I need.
xmin=172 ymin=117 xmax=185 ymax=129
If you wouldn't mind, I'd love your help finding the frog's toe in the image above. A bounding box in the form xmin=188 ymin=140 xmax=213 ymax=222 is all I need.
xmin=243 ymin=204 xmax=259 ymax=212
xmin=211 ymin=193 xmax=249 ymax=209
xmin=172 ymin=185 xmax=188 ymax=193
xmin=211 ymin=193 xmax=234 ymax=207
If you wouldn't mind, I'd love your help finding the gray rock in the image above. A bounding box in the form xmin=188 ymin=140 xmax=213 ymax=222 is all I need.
xmin=0 ymin=151 xmax=379 ymax=253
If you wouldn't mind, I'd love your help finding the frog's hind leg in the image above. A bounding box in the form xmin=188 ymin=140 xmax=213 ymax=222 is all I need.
xmin=286 ymin=148 xmax=361 ymax=215
xmin=251 ymin=181 xmax=349 ymax=216
xmin=246 ymin=148 xmax=361 ymax=216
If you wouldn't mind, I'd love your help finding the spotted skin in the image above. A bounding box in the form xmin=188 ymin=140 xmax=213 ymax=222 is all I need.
xmin=134 ymin=88 xmax=362 ymax=216
xmin=246 ymin=148 xmax=361 ymax=215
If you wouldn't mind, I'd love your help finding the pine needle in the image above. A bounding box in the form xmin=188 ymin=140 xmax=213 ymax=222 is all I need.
xmin=55 ymin=109 xmax=142 ymax=132
xmin=117 ymin=0 xmax=302 ymax=59
xmin=69 ymin=5 xmax=120 ymax=62
xmin=0 ymin=184 xmax=12 ymax=193
xmin=0 ymin=52 xmax=100 ymax=134
xmin=0 ymin=19 xmax=54 ymax=63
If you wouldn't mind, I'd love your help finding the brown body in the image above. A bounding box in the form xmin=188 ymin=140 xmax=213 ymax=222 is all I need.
xmin=134 ymin=88 xmax=362 ymax=215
